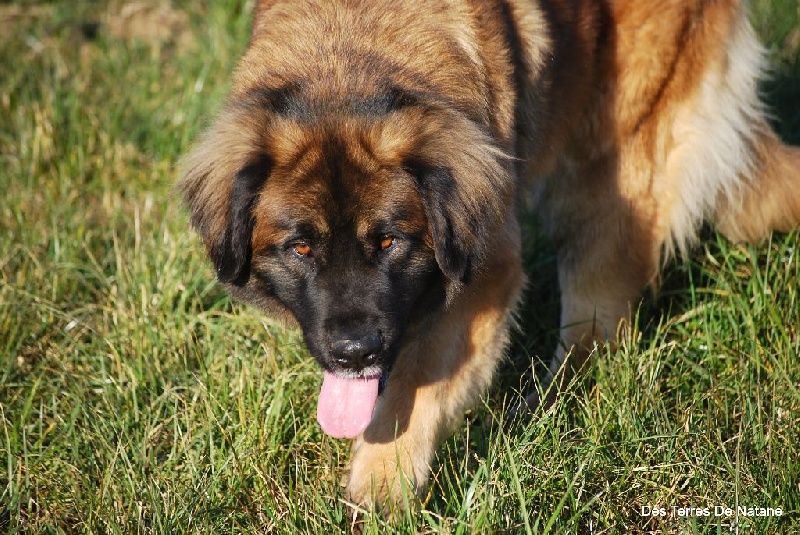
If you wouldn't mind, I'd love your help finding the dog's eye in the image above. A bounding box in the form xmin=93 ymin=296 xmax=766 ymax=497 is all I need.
xmin=379 ymin=235 xmax=395 ymax=250
xmin=292 ymin=240 xmax=312 ymax=257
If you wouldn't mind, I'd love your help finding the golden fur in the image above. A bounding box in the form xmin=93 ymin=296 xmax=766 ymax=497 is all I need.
xmin=180 ymin=0 xmax=800 ymax=516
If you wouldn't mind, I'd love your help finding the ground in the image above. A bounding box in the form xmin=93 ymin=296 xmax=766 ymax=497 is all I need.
xmin=1 ymin=1 xmax=798 ymax=533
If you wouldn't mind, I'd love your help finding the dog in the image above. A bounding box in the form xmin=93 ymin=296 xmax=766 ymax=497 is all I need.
xmin=179 ymin=0 xmax=800 ymax=516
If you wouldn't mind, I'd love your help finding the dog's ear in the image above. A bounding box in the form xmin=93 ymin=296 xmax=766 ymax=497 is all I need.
xmin=181 ymin=156 xmax=272 ymax=286
xmin=178 ymin=101 xmax=274 ymax=287
xmin=406 ymin=163 xmax=474 ymax=283
xmin=405 ymin=116 xmax=513 ymax=285
xmin=210 ymin=158 xmax=272 ymax=285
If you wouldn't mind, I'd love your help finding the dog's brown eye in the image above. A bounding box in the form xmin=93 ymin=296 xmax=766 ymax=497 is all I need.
xmin=292 ymin=240 xmax=312 ymax=257
xmin=379 ymin=235 xmax=395 ymax=250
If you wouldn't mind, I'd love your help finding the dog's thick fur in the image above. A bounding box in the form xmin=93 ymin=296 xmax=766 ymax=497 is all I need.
xmin=180 ymin=0 xmax=800 ymax=515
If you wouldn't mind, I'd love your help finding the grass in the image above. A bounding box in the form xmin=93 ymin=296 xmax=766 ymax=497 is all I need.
xmin=1 ymin=1 xmax=798 ymax=533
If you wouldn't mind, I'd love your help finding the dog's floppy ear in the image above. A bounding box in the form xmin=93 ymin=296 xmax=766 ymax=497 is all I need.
xmin=178 ymin=102 xmax=274 ymax=287
xmin=405 ymin=113 xmax=513 ymax=286
xmin=181 ymin=156 xmax=271 ymax=286
xmin=406 ymin=163 xmax=474 ymax=283
xmin=210 ymin=158 xmax=272 ymax=285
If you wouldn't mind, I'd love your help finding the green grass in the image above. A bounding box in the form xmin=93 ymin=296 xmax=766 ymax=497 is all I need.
xmin=1 ymin=1 xmax=799 ymax=533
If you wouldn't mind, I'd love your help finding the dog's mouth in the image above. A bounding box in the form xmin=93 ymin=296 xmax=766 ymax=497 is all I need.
xmin=316 ymin=366 xmax=390 ymax=439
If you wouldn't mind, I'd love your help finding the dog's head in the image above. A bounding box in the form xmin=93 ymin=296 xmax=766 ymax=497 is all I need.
xmin=181 ymin=85 xmax=515 ymax=439
xmin=181 ymin=85 xmax=513 ymax=380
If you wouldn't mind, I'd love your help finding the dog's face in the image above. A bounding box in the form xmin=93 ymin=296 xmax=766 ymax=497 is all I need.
xmin=180 ymin=86 xmax=514 ymax=432
xmin=245 ymin=124 xmax=444 ymax=379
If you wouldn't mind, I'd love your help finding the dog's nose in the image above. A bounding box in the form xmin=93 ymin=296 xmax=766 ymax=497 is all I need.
xmin=330 ymin=333 xmax=382 ymax=370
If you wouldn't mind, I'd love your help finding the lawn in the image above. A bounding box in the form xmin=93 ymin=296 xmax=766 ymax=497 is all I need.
xmin=1 ymin=1 xmax=798 ymax=533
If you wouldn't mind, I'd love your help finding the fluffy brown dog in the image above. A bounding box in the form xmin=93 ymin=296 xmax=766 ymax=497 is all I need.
xmin=180 ymin=0 xmax=800 ymax=515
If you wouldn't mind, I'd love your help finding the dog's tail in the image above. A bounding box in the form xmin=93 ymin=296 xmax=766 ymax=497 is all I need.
xmin=715 ymin=129 xmax=800 ymax=243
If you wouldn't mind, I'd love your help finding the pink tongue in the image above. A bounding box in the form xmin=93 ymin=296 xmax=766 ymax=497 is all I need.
xmin=317 ymin=371 xmax=380 ymax=439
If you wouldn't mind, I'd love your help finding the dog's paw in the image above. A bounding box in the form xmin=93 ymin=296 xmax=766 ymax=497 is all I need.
xmin=344 ymin=438 xmax=425 ymax=520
